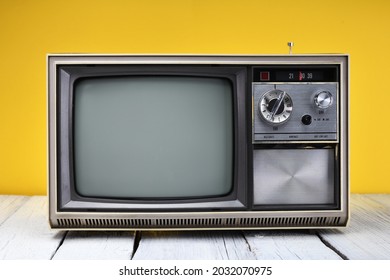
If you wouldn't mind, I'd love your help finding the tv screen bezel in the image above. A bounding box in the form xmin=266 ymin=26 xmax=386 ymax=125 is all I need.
xmin=54 ymin=64 xmax=248 ymax=212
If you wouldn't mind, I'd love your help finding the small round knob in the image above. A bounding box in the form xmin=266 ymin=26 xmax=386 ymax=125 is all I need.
xmin=301 ymin=114 xmax=312 ymax=125
xmin=314 ymin=91 xmax=333 ymax=109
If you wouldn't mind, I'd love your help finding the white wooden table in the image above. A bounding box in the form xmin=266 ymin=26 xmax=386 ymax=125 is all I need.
xmin=0 ymin=194 xmax=389 ymax=260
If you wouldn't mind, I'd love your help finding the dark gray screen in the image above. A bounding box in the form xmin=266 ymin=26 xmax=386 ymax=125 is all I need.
xmin=73 ymin=76 xmax=233 ymax=198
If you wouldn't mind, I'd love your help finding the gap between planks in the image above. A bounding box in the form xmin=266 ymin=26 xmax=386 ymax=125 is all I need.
xmin=318 ymin=194 xmax=390 ymax=260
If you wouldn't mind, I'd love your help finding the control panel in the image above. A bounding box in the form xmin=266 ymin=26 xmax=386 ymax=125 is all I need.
xmin=252 ymin=66 xmax=339 ymax=142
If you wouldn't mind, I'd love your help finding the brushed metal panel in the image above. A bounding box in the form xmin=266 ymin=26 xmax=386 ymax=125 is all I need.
xmin=253 ymin=149 xmax=335 ymax=205
xmin=253 ymin=83 xmax=338 ymax=141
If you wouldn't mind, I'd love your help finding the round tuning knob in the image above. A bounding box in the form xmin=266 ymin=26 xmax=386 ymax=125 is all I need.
xmin=314 ymin=91 xmax=333 ymax=109
xmin=258 ymin=89 xmax=293 ymax=125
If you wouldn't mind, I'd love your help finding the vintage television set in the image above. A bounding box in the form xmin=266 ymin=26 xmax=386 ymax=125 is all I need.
xmin=48 ymin=54 xmax=349 ymax=229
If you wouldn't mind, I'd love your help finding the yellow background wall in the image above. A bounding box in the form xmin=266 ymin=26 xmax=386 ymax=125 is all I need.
xmin=0 ymin=0 xmax=389 ymax=195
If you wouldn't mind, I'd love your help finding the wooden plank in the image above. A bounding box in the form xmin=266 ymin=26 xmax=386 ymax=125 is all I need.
xmin=0 ymin=196 xmax=66 ymax=260
xmin=133 ymin=231 xmax=255 ymax=260
xmin=243 ymin=230 xmax=342 ymax=259
xmin=318 ymin=194 xmax=390 ymax=259
xmin=364 ymin=194 xmax=390 ymax=207
xmin=0 ymin=195 xmax=29 ymax=225
xmin=52 ymin=231 xmax=136 ymax=260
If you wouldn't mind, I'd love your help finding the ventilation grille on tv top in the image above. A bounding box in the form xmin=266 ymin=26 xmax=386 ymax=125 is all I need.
xmin=56 ymin=216 xmax=342 ymax=229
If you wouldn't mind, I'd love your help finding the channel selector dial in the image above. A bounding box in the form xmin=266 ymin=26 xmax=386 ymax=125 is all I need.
xmin=258 ymin=89 xmax=293 ymax=125
xmin=314 ymin=91 xmax=333 ymax=109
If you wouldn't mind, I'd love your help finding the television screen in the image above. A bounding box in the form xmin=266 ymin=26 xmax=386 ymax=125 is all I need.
xmin=73 ymin=76 xmax=233 ymax=199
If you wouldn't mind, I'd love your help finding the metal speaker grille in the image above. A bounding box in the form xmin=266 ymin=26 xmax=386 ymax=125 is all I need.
xmin=56 ymin=216 xmax=342 ymax=229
